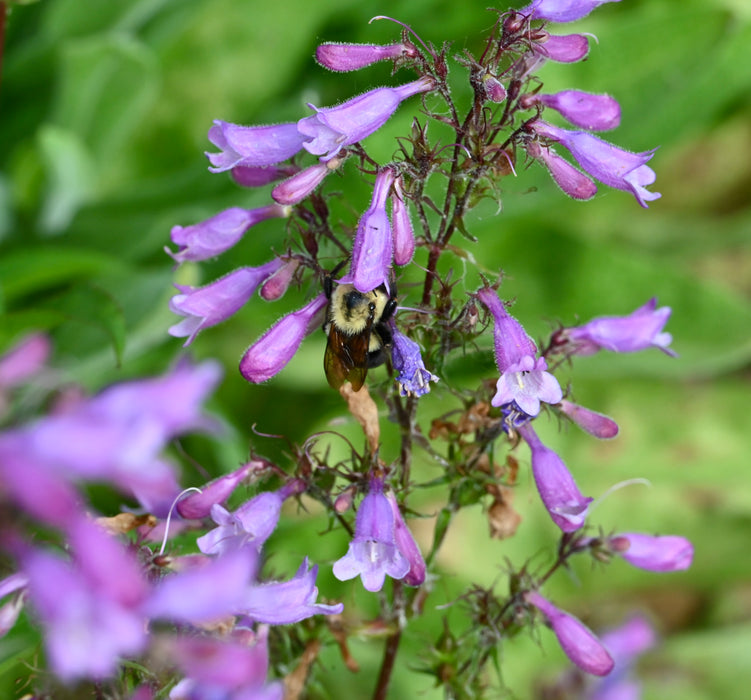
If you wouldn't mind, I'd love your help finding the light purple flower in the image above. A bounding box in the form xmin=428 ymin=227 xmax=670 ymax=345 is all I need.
xmin=558 ymin=400 xmax=619 ymax=439
xmin=526 ymin=590 xmax=614 ymax=677
xmin=351 ymin=168 xmax=396 ymax=293
xmin=243 ymin=558 xmax=344 ymax=624
xmin=196 ymin=481 xmax=305 ymax=555
xmin=206 ymin=121 xmax=306 ymax=172
xmin=239 ymin=294 xmax=328 ymax=383
xmin=530 ymin=121 xmax=661 ymax=207
xmin=526 ymin=140 xmax=597 ymax=200
xmin=333 ymin=478 xmax=410 ymax=592
xmin=391 ymin=175 xmax=415 ymax=265
xmin=611 ymin=533 xmax=693 ymax=572
xmin=518 ymin=423 xmax=592 ymax=532
xmin=560 ymin=298 xmax=675 ymax=356
xmin=533 ymin=33 xmax=590 ymax=63
xmin=386 ymin=491 xmax=426 ymax=587
xmin=167 ymin=205 xmax=290 ymax=264
xmin=145 ymin=550 xmax=258 ymax=624
xmin=315 ymin=42 xmax=416 ymax=72
xmin=297 ymin=77 xmax=435 ymax=162
xmin=476 ymin=287 xmax=562 ymax=417
xmin=533 ymin=90 xmax=621 ymax=131
xmin=391 ymin=326 xmax=438 ymax=398
xmin=176 ymin=461 xmax=265 ymax=519
xmin=0 ymin=333 xmax=51 ymax=389
xmin=271 ymin=161 xmax=334 ymax=205
xmin=169 ymin=261 xmax=284 ymax=346
xmin=522 ymin=0 xmax=622 ymax=23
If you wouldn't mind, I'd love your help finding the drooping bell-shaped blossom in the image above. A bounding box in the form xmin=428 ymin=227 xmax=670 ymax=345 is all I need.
xmin=169 ymin=260 xmax=285 ymax=346
xmin=271 ymin=160 xmax=337 ymax=205
xmin=525 ymin=591 xmax=615 ymax=677
xmin=315 ymin=42 xmax=417 ymax=72
xmin=167 ymin=204 xmax=291 ymax=264
xmin=168 ymin=627 xmax=283 ymax=700
xmin=391 ymin=175 xmax=415 ymax=265
xmin=333 ymin=478 xmax=410 ymax=592
xmin=0 ymin=333 xmax=51 ymax=389
xmin=260 ymin=257 xmax=300 ymax=301
xmin=517 ymin=423 xmax=592 ymax=532
xmin=558 ymin=400 xmax=619 ymax=439
xmin=533 ymin=33 xmax=590 ymax=63
xmin=530 ymin=121 xmax=661 ymax=207
xmin=243 ymin=558 xmax=344 ymax=624
xmin=351 ymin=168 xmax=396 ymax=293
xmin=145 ymin=550 xmax=258 ymax=625
xmin=609 ymin=533 xmax=693 ymax=573
xmin=239 ymin=294 xmax=328 ymax=383
xmin=197 ymin=481 xmax=304 ymax=556
xmin=526 ymin=140 xmax=598 ymax=200
xmin=176 ymin=461 xmax=268 ymax=519
xmin=231 ymin=163 xmax=298 ymax=188
xmin=206 ymin=121 xmax=306 ymax=173
xmin=476 ymin=287 xmax=562 ymax=417
xmin=297 ymin=77 xmax=435 ymax=162
xmin=521 ymin=0 xmax=622 ymax=23
xmin=557 ymin=298 xmax=675 ymax=356
xmin=529 ymin=90 xmax=621 ymax=131
xmin=386 ymin=491 xmax=426 ymax=587
xmin=391 ymin=325 xmax=438 ymax=398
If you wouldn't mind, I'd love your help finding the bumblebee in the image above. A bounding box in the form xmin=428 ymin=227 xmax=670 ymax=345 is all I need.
xmin=323 ymin=280 xmax=397 ymax=391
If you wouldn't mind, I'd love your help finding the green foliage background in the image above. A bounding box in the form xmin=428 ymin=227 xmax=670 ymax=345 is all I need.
xmin=1 ymin=0 xmax=750 ymax=697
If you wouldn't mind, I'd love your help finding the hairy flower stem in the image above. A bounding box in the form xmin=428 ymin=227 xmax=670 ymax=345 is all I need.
xmin=372 ymin=581 xmax=405 ymax=700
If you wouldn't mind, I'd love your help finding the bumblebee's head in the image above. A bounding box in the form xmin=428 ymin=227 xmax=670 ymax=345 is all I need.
xmin=328 ymin=284 xmax=392 ymax=336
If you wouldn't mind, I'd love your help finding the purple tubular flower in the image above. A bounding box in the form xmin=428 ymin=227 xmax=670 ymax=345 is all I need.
xmin=145 ymin=550 xmax=258 ymax=624
xmin=526 ymin=590 xmax=615 ymax=676
xmin=476 ymin=287 xmax=562 ymax=416
xmin=522 ymin=0 xmax=621 ymax=23
xmin=239 ymin=293 xmax=327 ymax=383
xmin=611 ymin=533 xmax=693 ymax=572
xmin=531 ymin=121 xmax=661 ymax=207
xmin=391 ymin=326 xmax=439 ymax=398
xmin=562 ymin=298 xmax=675 ymax=356
xmin=518 ymin=423 xmax=592 ymax=532
xmin=351 ymin=168 xmax=396 ymax=293
xmin=391 ymin=175 xmax=415 ymax=266
xmin=206 ymin=120 xmax=306 ymax=172
xmin=169 ymin=260 xmax=285 ymax=346
xmin=534 ymin=33 xmax=590 ymax=63
xmin=260 ymin=258 xmax=300 ymax=301
xmin=243 ymin=558 xmax=344 ymax=624
xmin=196 ymin=482 xmax=305 ymax=555
xmin=386 ymin=491 xmax=426 ymax=587
xmin=231 ymin=164 xmax=298 ymax=188
xmin=315 ymin=42 xmax=416 ymax=72
xmin=526 ymin=140 xmax=597 ymax=200
xmin=297 ymin=76 xmax=435 ymax=161
xmin=535 ymin=90 xmax=621 ymax=131
xmin=332 ymin=478 xmax=410 ymax=592
xmin=271 ymin=161 xmax=334 ymax=205
xmin=0 ymin=333 xmax=51 ymax=389
xmin=176 ymin=461 xmax=261 ymax=519
xmin=558 ymin=400 xmax=619 ymax=439
xmin=167 ymin=205 xmax=290 ymax=264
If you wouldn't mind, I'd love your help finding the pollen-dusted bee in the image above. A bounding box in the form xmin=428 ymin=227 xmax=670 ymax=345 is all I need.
xmin=323 ymin=280 xmax=397 ymax=391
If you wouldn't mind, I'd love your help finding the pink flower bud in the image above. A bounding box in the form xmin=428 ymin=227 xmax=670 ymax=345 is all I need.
xmin=558 ymin=400 xmax=619 ymax=439
xmin=612 ymin=533 xmax=693 ymax=572
xmin=391 ymin=175 xmax=415 ymax=266
xmin=315 ymin=42 xmax=416 ymax=72
xmin=533 ymin=33 xmax=590 ymax=63
xmin=259 ymin=258 xmax=300 ymax=301
xmin=535 ymin=90 xmax=621 ymax=131
xmin=526 ymin=140 xmax=597 ymax=200
xmin=272 ymin=161 xmax=335 ymax=205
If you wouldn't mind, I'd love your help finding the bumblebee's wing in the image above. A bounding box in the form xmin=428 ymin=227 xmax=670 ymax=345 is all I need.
xmin=324 ymin=327 xmax=370 ymax=391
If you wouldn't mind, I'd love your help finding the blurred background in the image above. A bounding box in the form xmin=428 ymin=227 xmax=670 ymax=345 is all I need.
xmin=1 ymin=0 xmax=750 ymax=697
